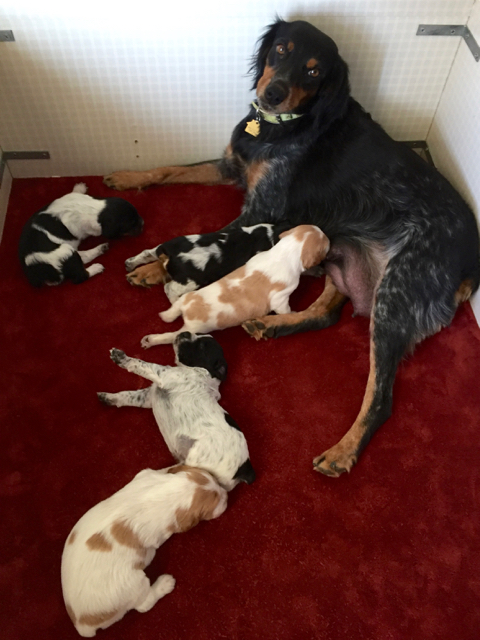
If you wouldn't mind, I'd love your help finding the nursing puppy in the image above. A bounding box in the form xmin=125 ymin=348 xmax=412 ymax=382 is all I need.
xmin=61 ymin=464 xmax=227 ymax=637
xmin=141 ymin=225 xmax=329 ymax=347
xmin=98 ymin=333 xmax=255 ymax=491
xmin=18 ymin=183 xmax=143 ymax=287
xmin=125 ymin=223 xmax=286 ymax=303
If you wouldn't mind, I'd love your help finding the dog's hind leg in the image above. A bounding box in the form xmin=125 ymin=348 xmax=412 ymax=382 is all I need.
xmin=159 ymin=299 xmax=183 ymax=323
xmin=62 ymin=251 xmax=104 ymax=284
xmin=134 ymin=574 xmax=176 ymax=613
xmin=97 ymin=388 xmax=153 ymax=408
xmin=243 ymin=276 xmax=346 ymax=340
xmin=104 ymin=161 xmax=234 ymax=191
xmin=125 ymin=247 xmax=160 ymax=272
xmin=78 ymin=244 xmax=109 ymax=264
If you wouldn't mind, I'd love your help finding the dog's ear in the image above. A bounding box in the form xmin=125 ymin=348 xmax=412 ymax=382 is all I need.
xmin=250 ymin=18 xmax=285 ymax=89
xmin=213 ymin=360 xmax=227 ymax=382
xmin=310 ymin=57 xmax=350 ymax=135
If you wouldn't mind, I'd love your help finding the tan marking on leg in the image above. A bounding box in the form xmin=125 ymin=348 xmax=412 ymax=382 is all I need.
xmin=78 ymin=609 xmax=119 ymax=627
xmin=243 ymin=275 xmax=344 ymax=340
xmin=86 ymin=532 xmax=113 ymax=552
xmin=455 ymin=279 xmax=474 ymax=305
xmin=246 ymin=160 xmax=270 ymax=191
xmin=314 ymin=338 xmax=377 ymax=477
xmin=126 ymin=254 xmax=170 ymax=288
xmin=110 ymin=520 xmax=144 ymax=553
xmin=104 ymin=162 xmax=233 ymax=191
xmin=65 ymin=604 xmax=77 ymax=626
xmin=67 ymin=531 xmax=77 ymax=545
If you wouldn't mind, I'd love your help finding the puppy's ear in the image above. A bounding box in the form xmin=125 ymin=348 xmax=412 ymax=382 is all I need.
xmin=233 ymin=459 xmax=256 ymax=485
xmin=250 ymin=18 xmax=285 ymax=89
xmin=214 ymin=360 xmax=228 ymax=382
xmin=310 ymin=57 xmax=350 ymax=135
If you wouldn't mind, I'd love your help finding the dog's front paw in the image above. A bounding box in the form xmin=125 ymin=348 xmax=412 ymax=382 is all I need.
xmin=313 ymin=444 xmax=357 ymax=478
xmin=125 ymin=257 xmax=136 ymax=272
xmin=141 ymin=335 xmax=153 ymax=349
xmin=97 ymin=392 xmax=114 ymax=406
xmin=99 ymin=242 xmax=109 ymax=255
xmin=242 ymin=319 xmax=276 ymax=341
xmin=110 ymin=348 xmax=127 ymax=364
xmin=103 ymin=170 xmax=147 ymax=191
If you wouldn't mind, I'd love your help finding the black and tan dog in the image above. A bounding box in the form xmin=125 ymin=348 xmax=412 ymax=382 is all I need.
xmin=104 ymin=19 xmax=480 ymax=478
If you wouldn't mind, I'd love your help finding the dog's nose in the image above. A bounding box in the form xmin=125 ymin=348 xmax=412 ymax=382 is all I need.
xmin=264 ymin=81 xmax=289 ymax=107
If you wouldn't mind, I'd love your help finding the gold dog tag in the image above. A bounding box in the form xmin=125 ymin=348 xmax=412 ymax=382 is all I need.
xmin=245 ymin=119 xmax=260 ymax=136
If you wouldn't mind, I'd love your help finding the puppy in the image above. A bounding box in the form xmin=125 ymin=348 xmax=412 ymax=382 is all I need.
xmin=18 ymin=183 xmax=143 ymax=287
xmin=98 ymin=333 xmax=255 ymax=491
xmin=125 ymin=223 xmax=288 ymax=303
xmin=141 ymin=225 xmax=329 ymax=347
xmin=61 ymin=464 xmax=227 ymax=637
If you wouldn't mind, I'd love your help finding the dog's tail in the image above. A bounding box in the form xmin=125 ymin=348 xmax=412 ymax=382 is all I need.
xmin=72 ymin=183 xmax=88 ymax=194
xmin=160 ymin=299 xmax=183 ymax=323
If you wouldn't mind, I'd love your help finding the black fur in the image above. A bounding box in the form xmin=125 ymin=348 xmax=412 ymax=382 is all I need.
xmin=214 ymin=19 xmax=480 ymax=470
xmin=175 ymin=332 xmax=228 ymax=381
xmin=97 ymin=198 xmax=144 ymax=239
xmin=233 ymin=458 xmax=256 ymax=485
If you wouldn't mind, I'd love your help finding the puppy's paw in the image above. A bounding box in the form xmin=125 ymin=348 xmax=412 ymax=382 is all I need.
xmin=110 ymin=348 xmax=127 ymax=364
xmin=97 ymin=392 xmax=114 ymax=406
xmin=125 ymin=257 xmax=136 ymax=272
xmin=87 ymin=263 xmax=105 ymax=278
xmin=99 ymin=242 xmax=109 ymax=255
xmin=141 ymin=335 xmax=153 ymax=349
xmin=153 ymin=574 xmax=176 ymax=598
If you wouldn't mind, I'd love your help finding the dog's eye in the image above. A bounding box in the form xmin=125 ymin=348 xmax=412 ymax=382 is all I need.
xmin=276 ymin=44 xmax=286 ymax=55
xmin=308 ymin=68 xmax=320 ymax=78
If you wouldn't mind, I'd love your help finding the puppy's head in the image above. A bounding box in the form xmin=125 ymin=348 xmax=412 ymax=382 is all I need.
xmin=98 ymin=198 xmax=144 ymax=239
xmin=279 ymin=225 xmax=330 ymax=270
xmin=251 ymin=19 xmax=350 ymax=129
xmin=173 ymin=332 xmax=228 ymax=381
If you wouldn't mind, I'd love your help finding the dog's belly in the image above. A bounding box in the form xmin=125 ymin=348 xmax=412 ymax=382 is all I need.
xmin=323 ymin=244 xmax=376 ymax=317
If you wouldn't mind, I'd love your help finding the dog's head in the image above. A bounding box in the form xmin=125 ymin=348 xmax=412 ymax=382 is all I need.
xmin=173 ymin=332 xmax=228 ymax=381
xmin=251 ymin=19 xmax=350 ymax=130
xmin=279 ymin=224 xmax=330 ymax=270
xmin=98 ymin=198 xmax=144 ymax=239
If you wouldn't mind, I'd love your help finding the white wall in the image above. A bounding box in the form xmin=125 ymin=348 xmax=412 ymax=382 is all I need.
xmin=427 ymin=1 xmax=480 ymax=322
xmin=0 ymin=0 xmax=474 ymax=177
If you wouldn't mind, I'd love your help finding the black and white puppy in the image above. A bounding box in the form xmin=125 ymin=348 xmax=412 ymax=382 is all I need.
xmin=125 ymin=223 xmax=290 ymax=302
xmin=98 ymin=332 xmax=255 ymax=491
xmin=19 ymin=183 xmax=143 ymax=287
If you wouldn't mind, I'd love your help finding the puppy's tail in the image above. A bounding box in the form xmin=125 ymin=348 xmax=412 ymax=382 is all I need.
xmin=160 ymin=299 xmax=183 ymax=323
xmin=72 ymin=183 xmax=88 ymax=194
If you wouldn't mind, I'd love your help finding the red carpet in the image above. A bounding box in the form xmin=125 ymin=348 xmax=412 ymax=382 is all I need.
xmin=1 ymin=176 xmax=480 ymax=640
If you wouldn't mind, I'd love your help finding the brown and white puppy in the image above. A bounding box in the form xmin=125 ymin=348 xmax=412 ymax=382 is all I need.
xmin=141 ymin=225 xmax=329 ymax=347
xmin=61 ymin=464 xmax=227 ymax=637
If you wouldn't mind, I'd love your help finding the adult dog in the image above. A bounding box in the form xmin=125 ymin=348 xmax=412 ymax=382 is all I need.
xmin=104 ymin=19 xmax=480 ymax=478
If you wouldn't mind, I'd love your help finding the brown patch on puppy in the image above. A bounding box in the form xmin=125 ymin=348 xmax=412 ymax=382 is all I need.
xmin=246 ymin=160 xmax=270 ymax=191
xmin=168 ymin=464 xmax=210 ymax=486
xmin=78 ymin=609 xmax=119 ymax=627
xmin=67 ymin=531 xmax=77 ymax=545
xmin=183 ymin=292 xmax=212 ymax=324
xmin=86 ymin=532 xmax=113 ymax=552
xmin=133 ymin=561 xmax=146 ymax=570
xmin=174 ymin=487 xmax=221 ymax=532
xmin=287 ymin=41 xmax=294 ymax=52
xmin=65 ymin=604 xmax=77 ymax=626
xmin=300 ymin=229 xmax=329 ymax=269
xmin=455 ymin=279 xmax=473 ymax=305
xmin=110 ymin=520 xmax=144 ymax=553
xmin=216 ymin=268 xmax=286 ymax=329
xmin=127 ymin=254 xmax=170 ymax=288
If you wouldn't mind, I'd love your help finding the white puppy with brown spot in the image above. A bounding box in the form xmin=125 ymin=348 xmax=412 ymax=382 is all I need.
xmin=141 ymin=225 xmax=329 ymax=347
xmin=61 ymin=464 xmax=227 ymax=637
